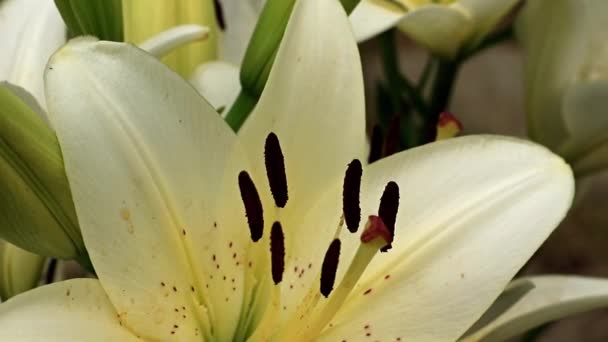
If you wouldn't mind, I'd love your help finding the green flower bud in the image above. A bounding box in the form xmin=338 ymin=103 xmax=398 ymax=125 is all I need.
xmin=123 ymin=0 xmax=221 ymax=77
xmin=54 ymin=0 xmax=124 ymax=41
xmin=0 ymin=83 xmax=87 ymax=262
xmin=0 ymin=240 xmax=45 ymax=301
xmin=230 ymin=0 xmax=360 ymax=131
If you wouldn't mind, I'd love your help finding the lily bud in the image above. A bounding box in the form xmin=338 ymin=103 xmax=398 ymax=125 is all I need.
xmin=240 ymin=0 xmax=296 ymax=98
xmin=240 ymin=0 xmax=361 ymax=98
xmin=0 ymin=83 xmax=86 ymax=261
xmin=517 ymin=0 xmax=608 ymax=177
xmin=0 ymin=240 xmax=45 ymax=301
xmin=122 ymin=0 xmax=221 ymax=77
xmin=54 ymin=0 xmax=124 ymax=41
xmin=435 ymin=111 xmax=463 ymax=140
xmin=351 ymin=0 xmax=518 ymax=59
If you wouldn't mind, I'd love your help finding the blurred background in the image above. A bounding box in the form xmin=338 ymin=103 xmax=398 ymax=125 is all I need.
xmin=360 ymin=34 xmax=608 ymax=341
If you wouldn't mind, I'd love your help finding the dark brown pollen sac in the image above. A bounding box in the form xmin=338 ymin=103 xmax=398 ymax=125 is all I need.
xmin=270 ymin=222 xmax=286 ymax=285
xmin=320 ymin=239 xmax=341 ymax=298
xmin=378 ymin=181 xmax=400 ymax=252
xmin=238 ymin=171 xmax=264 ymax=242
xmin=343 ymin=159 xmax=363 ymax=233
xmin=264 ymin=132 xmax=289 ymax=208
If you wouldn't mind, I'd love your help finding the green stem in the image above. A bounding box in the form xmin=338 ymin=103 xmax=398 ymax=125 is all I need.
xmin=416 ymin=56 xmax=436 ymax=94
xmin=429 ymin=58 xmax=461 ymax=117
xmin=379 ymin=30 xmax=404 ymax=113
xmin=425 ymin=58 xmax=461 ymax=143
xmin=225 ymin=91 xmax=258 ymax=132
xmin=379 ymin=29 xmax=428 ymax=115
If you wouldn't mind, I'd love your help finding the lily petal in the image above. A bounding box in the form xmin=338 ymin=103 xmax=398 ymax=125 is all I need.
xmin=462 ymin=276 xmax=608 ymax=342
xmin=45 ymin=38 xmax=253 ymax=340
xmin=218 ymin=0 xmax=265 ymax=64
xmin=190 ymin=61 xmax=241 ymax=114
xmin=0 ymin=279 xmax=139 ymax=341
xmin=558 ymin=81 xmax=608 ymax=172
xmin=139 ymin=24 xmax=210 ymax=59
xmin=122 ymin=0 xmax=220 ymax=77
xmin=516 ymin=0 xmax=589 ymax=148
xmin=309 ymin=135 xmax=573 ymax=341
xmin=458 ymin=0 xmax=519 ymax=50
xmin=238 ymin=0 xmax=367 ymax=233
xmin=350 ymin=0 xmax=407 ymax=43
xmin=562 ymin=81 xmax=608 ymax=143
xmin=397 ymin=4 xmax=471 ymax=59
xmin=0 ymin=0 xmax=66 ymax=108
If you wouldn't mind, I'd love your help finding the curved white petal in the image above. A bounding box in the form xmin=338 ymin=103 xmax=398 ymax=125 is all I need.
xmin=350 ymin=0 xmax=407 ymax=43
xmin=139 ymin=24 xmax=210 ymax=58
xmin=45 ymin=38 xmax=254 ymax=340
xmin=462 ymin=276 xmax=608 ymax=342
xmin=219 ymin=0 xmax=264 ymax=64
xmin=516 ymin=0 xmax=589 ymax=148
xmin=557 ymin=81 xmax=608 ymax=173
xmin=190 ymin=61 xmax=241 ymax=114
xmin=238 ymin=0 xmax=367 ymax=236
xmin=0 ymin=0 xmax=65 ymax=108
xmin=0 ymin=279 xmax=139 ymax=341
xmin=398 ymin=4 xmax=471 ymax=59
xmin=562 ymin=81 xmax=608 ymax=140
xmin=459 ymin=0 xmax=519 ymax=50
xmin=303 ymin=135 xmax=574 ymax=341
xmin=123 ymin=0 xmax=220 ymax=77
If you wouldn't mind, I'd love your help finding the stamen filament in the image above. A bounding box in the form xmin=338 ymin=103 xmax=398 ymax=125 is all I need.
xmin=294 ymin=216 xmax=392 ymax=340
xmin=306 ymin=229 xmax=387 ymax=334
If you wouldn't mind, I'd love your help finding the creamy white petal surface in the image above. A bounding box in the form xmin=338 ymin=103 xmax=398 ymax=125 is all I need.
xmin=397 ymin=4 xmax=470 ymax=59
xmin=238 ymin=0 xmax=367 ymax=246
xmin=190 ymin=61 xmax=241 ymax=114
xmin=46 ymin=38 xmax=253 ymax=340
xmin=218 ymin=0 xmax=265 ymax=65
xmin=17 ymin=0 xmax=576 ymax=340
xmin=0 ymin=279 xmax=139 ymax=341
xmin=463 ymin=276 xmax=608 ymax=341
xmin=0 ymin=0 xmax=65 ymax=107
xmin=351 ymin=0 xmax=407 ymax=42
xmin=314 ymin=136 xmax=573 ymax=341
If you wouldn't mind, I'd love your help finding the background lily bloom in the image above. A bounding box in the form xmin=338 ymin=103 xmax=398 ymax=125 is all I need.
xmin=0 ymin=0 xmax=65 ymax=108
xmin=517 ymin=0 xmax=608 ymax=177
xmin=350 ymin=0 xmax=518 ymax=59
xmin=0 ymin=0 xmax=574 ymax=340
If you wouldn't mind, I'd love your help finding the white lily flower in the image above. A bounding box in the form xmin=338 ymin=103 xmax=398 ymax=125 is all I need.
xmin=0 ymin=0 xmax=573 ymax=340
xmin=350 ymin=0 xmax=518 ymax=59
xmin=189 ymin=0 xmax=265 ymax=113
xmin=0 ymin=240 xmax=45 ymax=301
xmin=462 ymin=276 xmax=608 ymax=341
xmin=0 ymin=0 xmax=65 ymax=108
xmin=517 ymin=0 xmax=608 ymax=177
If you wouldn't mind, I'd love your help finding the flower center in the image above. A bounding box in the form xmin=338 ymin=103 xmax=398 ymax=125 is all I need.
xmin=235 ymin=132 xmax=400 ymax=341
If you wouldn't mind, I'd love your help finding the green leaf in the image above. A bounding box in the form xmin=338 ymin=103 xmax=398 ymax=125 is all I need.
xmin=54 ymin=0 xmax=123 ymax=41
xmin=239 ymin=0 xmax=360 ymax=98
xmin=0 ymin=83 xmax=86 ymax=261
